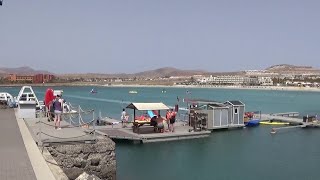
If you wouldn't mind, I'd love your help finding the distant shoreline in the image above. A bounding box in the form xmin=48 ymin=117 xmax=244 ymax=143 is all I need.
xmin=1 ymin=83 xmax=320 ymax=92
xmin=110 ymin=84 xmax=320 ymax=92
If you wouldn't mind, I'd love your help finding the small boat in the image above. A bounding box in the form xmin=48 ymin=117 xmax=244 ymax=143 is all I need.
xmin=90 ymin=88 xmax=97 ymax=94
xmin=244 ymin=112 xmax=260 ymax=127
xmin=17 ymin=86 xmax=43 ymax=110
xmin=245 ymin=119 xmax=260 ymax=127
xmin=129 ymin=91 xmax=138 ymax=94
xmin=0 ymin=92 xmax=16 ymax=107
xmin=161 ymin=89 xmax=166 ymax=93
xmin=260 ymin=121 xmax=290 ymax=125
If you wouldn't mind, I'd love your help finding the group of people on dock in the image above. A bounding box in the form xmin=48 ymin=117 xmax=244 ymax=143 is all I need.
xmin=146 ymin=109 xmax=177 ymax=133
xmin=150 ymin=109 xmax=177 ymax=133
xmin=121 ymin=108 xmax=177 ymax=133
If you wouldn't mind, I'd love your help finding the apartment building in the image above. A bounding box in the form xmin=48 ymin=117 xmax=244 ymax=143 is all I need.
xmin=7 ymin=74 xmax=54 ymax=83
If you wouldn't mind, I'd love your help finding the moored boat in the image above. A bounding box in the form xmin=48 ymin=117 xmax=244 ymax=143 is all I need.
xmin=129 ymin=90 xmax=138 ymax=94
xmin=90 ymin=88 xmax=98 ymax=94
xmin=245 ymin=119 xmax=260 ymax=127
xmin=259 ymin=121 xmax=290 ymax=125
xmin=17 ymin=86 xmax=44 ymax=110
xmin=0 ymin=92 xmax=16 ymax=107
xmin=244 ymin=111 xmax=260 ymax=127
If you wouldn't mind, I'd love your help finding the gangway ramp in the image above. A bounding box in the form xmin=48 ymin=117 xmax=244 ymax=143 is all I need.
xmin=260 ymin=113 xmax=304 ymax=125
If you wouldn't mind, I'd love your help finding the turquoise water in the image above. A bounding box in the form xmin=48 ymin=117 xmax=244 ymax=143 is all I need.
xmin=2 ymin=86 xmax=320 ymax=180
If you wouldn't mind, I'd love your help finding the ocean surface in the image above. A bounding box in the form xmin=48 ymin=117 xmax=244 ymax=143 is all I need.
xmin=2 ymin=86 xmax=320 ymax=180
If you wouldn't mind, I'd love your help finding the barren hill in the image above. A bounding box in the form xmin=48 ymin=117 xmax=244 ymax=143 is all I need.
xmin=266 ymin=64 xmax=313 ymax=71
xmin=0 ymin=66 xmax=53 ymax=75
xmin=60 ymin=67 xmax=212 ymax=79
xmin=265 ymin=64 xmax=320 ymax=74
xmin=133 ymin=67 xmax=210 ymax=78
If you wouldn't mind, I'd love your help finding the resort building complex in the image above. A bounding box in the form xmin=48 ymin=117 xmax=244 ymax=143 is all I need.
xmin=7 ymin=74 xmax=55 ymax=83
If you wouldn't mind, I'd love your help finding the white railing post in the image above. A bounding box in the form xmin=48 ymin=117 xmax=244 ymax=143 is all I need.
xmin=78 ymin=105 xmax=81 ymax=126
xmin=38 ymin=113 xmax=42 ymax=147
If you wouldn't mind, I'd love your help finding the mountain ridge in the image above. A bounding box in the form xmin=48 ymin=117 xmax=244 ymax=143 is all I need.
xmin=60 ymin=67 xmax=214 ymax=78
xmin=1 ymin=64 xmax=319 ymax=79
xmin=0 ymin=66 xmax=53 ymax=75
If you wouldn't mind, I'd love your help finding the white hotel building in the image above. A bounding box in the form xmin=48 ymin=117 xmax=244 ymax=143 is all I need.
xmin=197 ymin=75 xmax=273 ymax=86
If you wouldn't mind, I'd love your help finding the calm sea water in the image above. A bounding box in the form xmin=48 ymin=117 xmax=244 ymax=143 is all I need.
xmin=2 ymin=86 xmax=320 ymax=180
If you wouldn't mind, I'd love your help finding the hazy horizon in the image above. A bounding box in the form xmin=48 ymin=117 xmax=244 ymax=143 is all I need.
xmin=1 ymin=0 xmax=320 ymax=74
xmin=0 ymin=63 xmax=318 ymax=75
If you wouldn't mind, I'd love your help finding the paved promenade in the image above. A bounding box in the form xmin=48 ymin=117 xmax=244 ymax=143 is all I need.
xmin=0 ymin=109 xmax=36 ymax=180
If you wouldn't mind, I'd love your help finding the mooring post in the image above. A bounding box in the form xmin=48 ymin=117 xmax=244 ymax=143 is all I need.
xmin=259 ymin=110 xmax=261 ymax=120
xmin=93 ymin=110 xmax=96 ymax=140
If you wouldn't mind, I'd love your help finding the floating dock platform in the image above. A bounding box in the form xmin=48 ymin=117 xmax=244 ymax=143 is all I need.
xmin=96 ymin=118 xmax=211 ymax=143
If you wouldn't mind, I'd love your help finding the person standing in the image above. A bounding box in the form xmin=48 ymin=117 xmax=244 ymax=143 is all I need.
xmin=48 ymin=100 xmax=55 ymax=122
xmin=121 ymin=108 xmax=129 ymax=127
xmin=165 ymin=109 xmax=171 ymax=131
xmin=53 ymin=95 xmax=63 ymax=130
xmin=169 ymin=109 xmax=177 ymax=132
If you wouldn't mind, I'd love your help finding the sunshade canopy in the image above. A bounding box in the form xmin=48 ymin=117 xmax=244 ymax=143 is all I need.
xmin=126 ymin=103 xmax=170 ymax=111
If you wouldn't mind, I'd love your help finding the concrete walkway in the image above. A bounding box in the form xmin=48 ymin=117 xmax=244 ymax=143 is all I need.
xmin=24 ymin=117 xmax=95 ymax=144
xmin=0 ymin=109 xmax=37 ymax=180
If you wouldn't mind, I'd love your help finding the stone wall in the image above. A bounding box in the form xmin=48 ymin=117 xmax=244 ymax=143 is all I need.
xmin=47 ymin=138 xmax=116 ymax=180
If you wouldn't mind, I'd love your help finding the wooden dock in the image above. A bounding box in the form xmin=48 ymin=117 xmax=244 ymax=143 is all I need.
xmin=96 ymin=119 xmax=211 ymax=143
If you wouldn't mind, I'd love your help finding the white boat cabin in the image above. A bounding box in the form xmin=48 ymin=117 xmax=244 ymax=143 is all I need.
xmin=17 ymin=86 xmax=43 ymax=110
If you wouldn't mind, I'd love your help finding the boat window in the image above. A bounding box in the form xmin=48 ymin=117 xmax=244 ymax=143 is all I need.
xmin=20 ymin=94 xmax=27 ymax=101
xmin=234 ymin=108 xmax=238 ymax=114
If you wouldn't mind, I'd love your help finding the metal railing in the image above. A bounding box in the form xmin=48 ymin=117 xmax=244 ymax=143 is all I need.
xmin=35 ymin=105 xmax=97 ymax=146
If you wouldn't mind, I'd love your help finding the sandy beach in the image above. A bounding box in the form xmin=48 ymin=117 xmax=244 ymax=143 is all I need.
xmin=172 ymin=84 xmax=320 ymax=92
xmin=92 ymin=83 xmax=320 ymax=92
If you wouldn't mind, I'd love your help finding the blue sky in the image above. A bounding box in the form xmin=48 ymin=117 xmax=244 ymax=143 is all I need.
xmin=0 ymin=0 xmax=319 ymax=74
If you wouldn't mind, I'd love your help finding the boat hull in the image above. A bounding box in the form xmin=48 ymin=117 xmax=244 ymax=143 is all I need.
xmin=245 ymin=119 xmax=260 ymax=127
xmin=259 ymin=121 xmax=289 ymax=125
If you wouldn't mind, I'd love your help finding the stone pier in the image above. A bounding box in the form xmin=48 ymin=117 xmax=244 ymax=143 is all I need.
xmin=47 ymin=138 xmax=116 ymax=180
